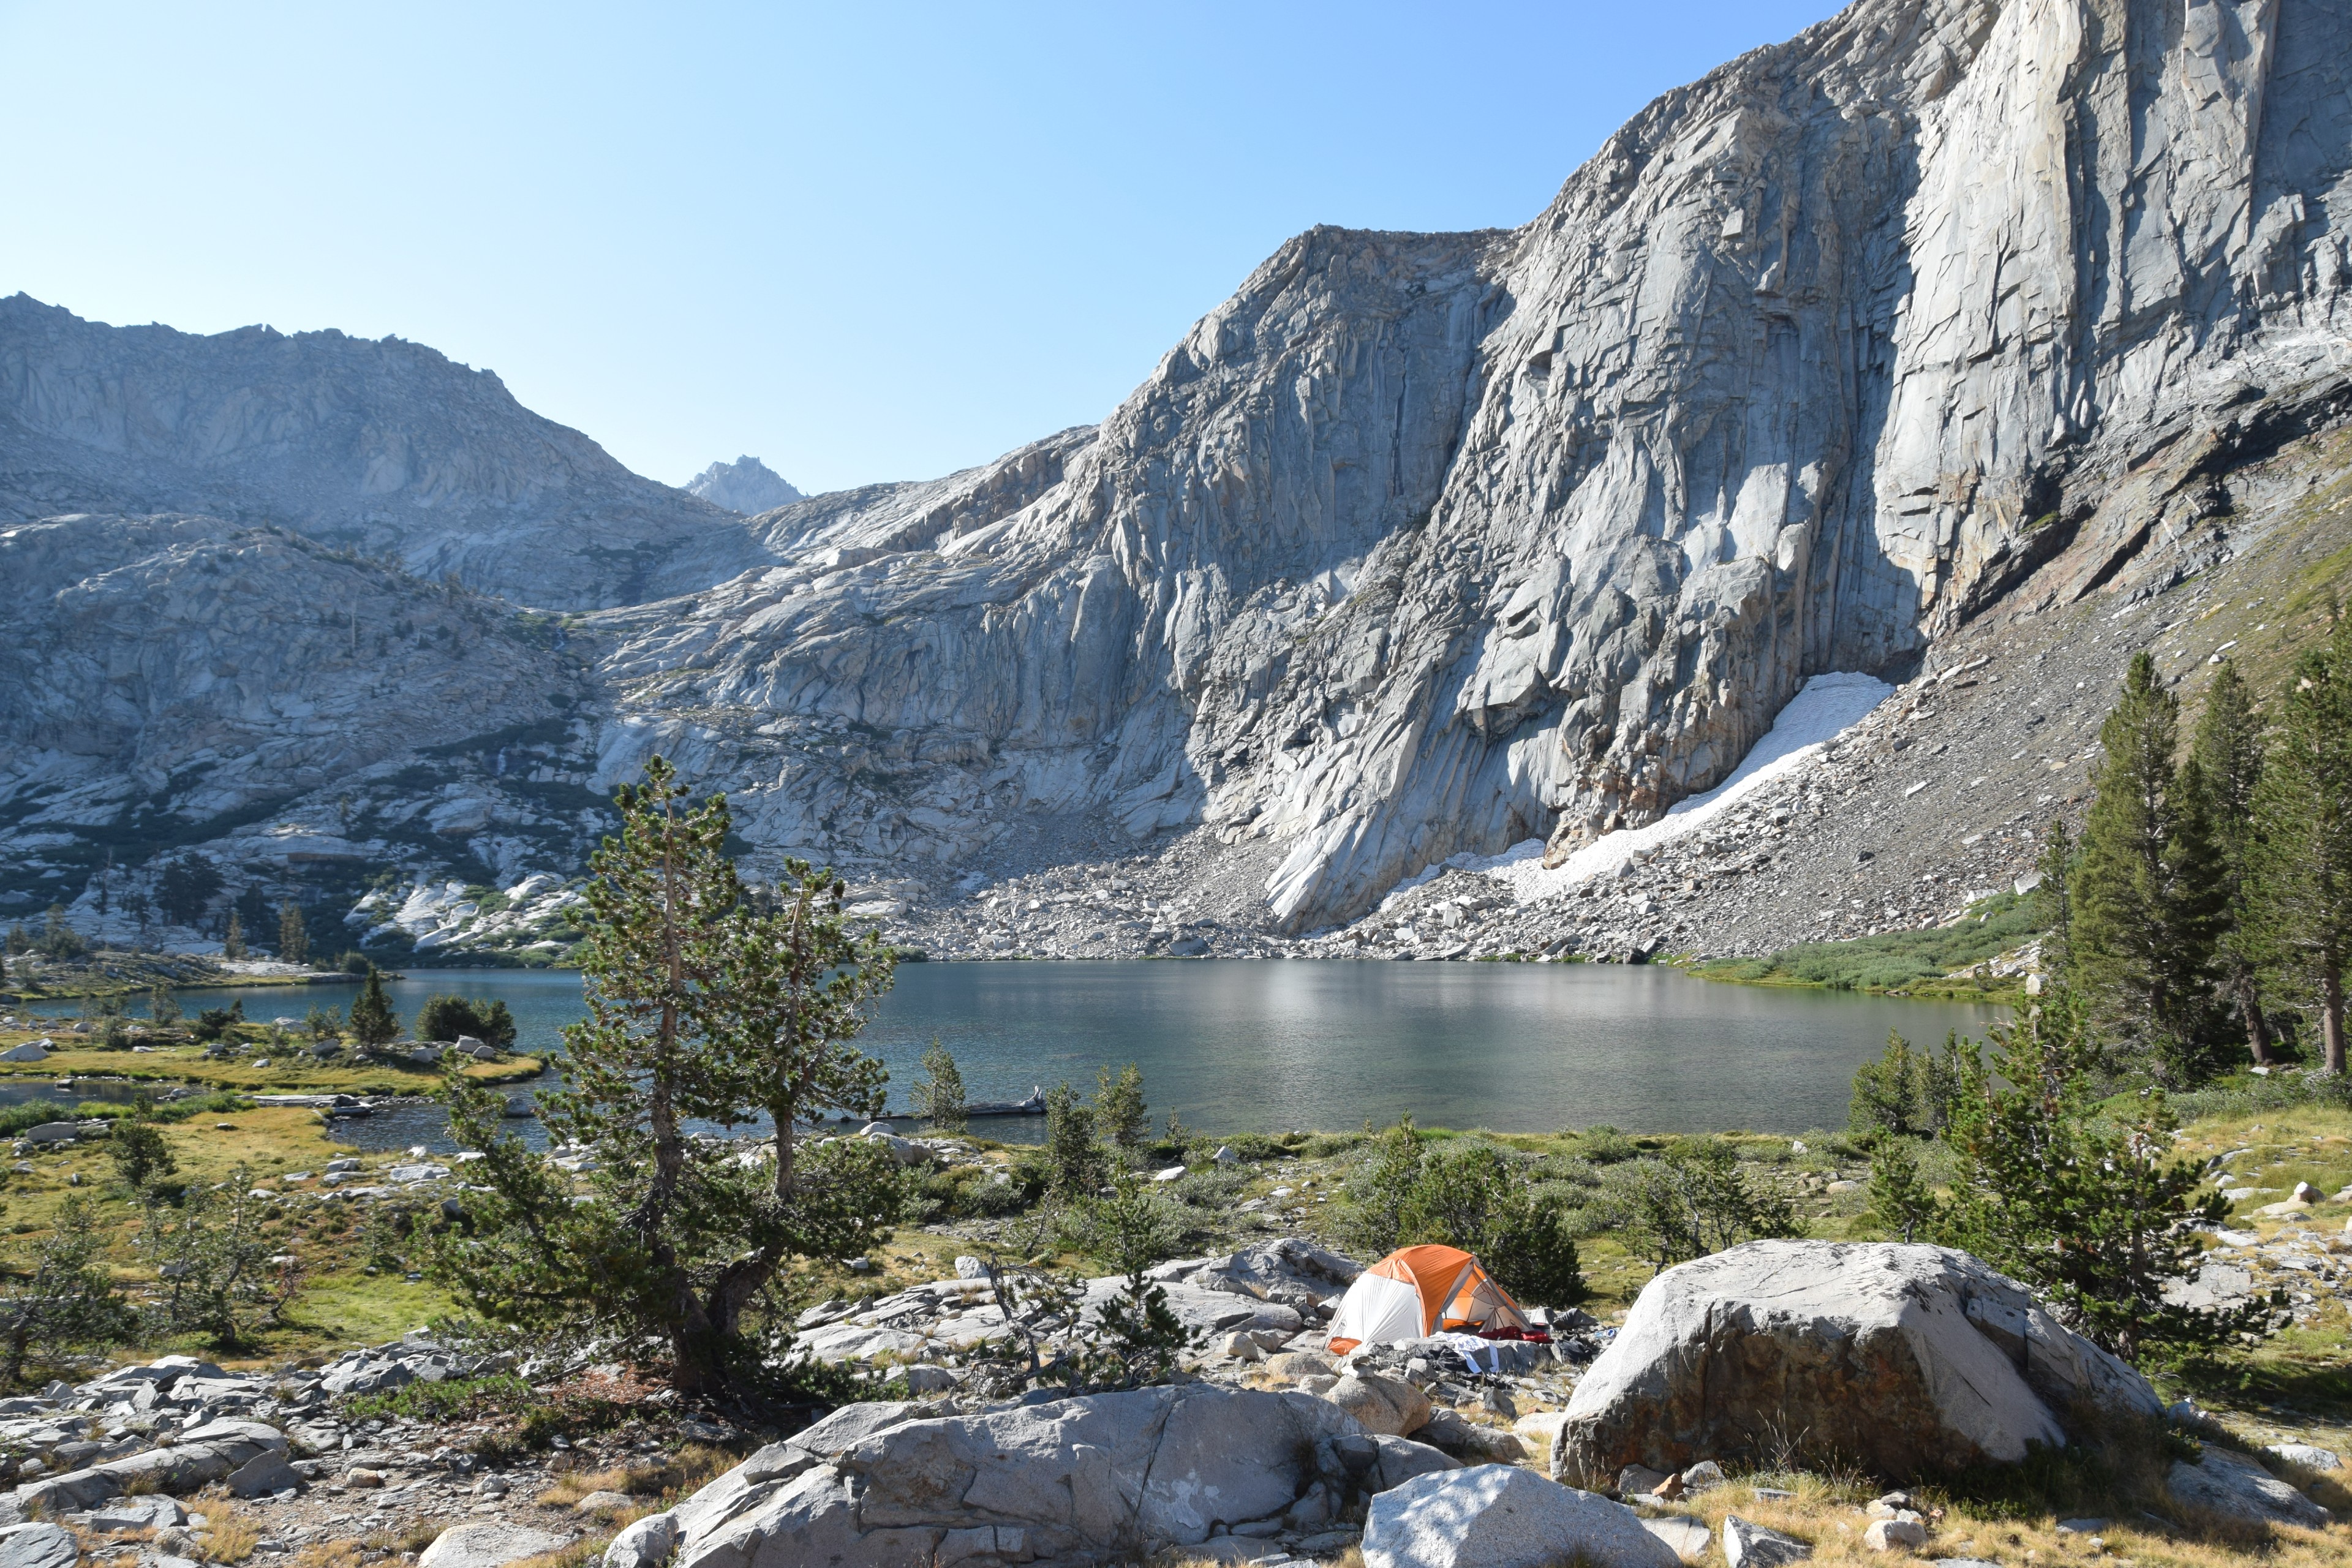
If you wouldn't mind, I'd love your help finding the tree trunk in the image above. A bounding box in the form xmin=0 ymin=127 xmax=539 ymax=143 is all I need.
xmin=2237 ymin=965 xmax=2274 ymax=1066
xmin=2325 ymin=960 xmax=2347 ymax=1076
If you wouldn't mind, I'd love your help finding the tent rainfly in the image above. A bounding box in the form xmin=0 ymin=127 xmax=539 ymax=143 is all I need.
xmin=1324 ymin=1244 xmax=1532 ymax=1354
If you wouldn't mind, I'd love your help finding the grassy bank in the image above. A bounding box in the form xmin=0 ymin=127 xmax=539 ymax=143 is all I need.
xmin=0 ymin=947 xmax=382 ymax=1002
xmin=1689 ymin=890 xmax=2043 ymax=1001
xmin=0 ymin=1036 xmax=541 ymax=1094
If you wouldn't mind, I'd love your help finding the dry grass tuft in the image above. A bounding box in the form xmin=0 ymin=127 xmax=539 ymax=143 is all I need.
xmin=505 ymin=1537 xmax=617 ymax=1568
xmin=196 ymin=1512 xmax=261 ymax=1564
xmin=1654 ymin=1475 xmax=2351 ymax=1568
xmin=285 ymin=1545 xmax=366 ymax=1568
xmin=537 ymin=1441 xmax=738 ymax=1508
xmin=361 ymin=1518 xmax=450 ymax=1556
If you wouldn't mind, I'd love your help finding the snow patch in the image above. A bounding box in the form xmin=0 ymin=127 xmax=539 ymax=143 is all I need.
xmin=1393 ymin=671 xmax=1894 ymax=908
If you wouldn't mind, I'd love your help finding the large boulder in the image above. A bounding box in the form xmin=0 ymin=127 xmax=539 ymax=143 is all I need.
xmin=1362 ymin=1464 xmax=1680 ymax=1568
xmin=1553 ymin=1242 xmax=2161 ymax=1486
xmin=671 ymin=1384 xmax=1365 ymax=1567
xmin=1369 ymin=1434 xmax=1461 ymax=1491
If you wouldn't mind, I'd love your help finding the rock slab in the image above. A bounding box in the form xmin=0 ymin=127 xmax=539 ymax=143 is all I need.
xmin=1555 ymin=1242 xmax=2160 ymax=1485
xmin=670 ymin=1384 xmax=1365 ymax=1567
xmin=1722 ymin=1516 xmax=1812 ymax=1568
xmin=418 ymin=1522 xmax=570 ymax=1568
xmin=0 ymin=1524 xmax=75 ymax=1568
xmin=1362 ymin=1464 xmax=1681 ymax=1568
xmin=2168 ymin=1446 xmax=2332 ymax=1529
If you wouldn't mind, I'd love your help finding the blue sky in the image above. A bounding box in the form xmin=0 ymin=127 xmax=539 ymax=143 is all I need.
xmin=1 ymin=1 xmax=1845 ymax=494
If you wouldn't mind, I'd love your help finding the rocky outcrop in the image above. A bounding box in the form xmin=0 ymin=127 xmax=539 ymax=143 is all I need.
xmin=0 ymin=295 xmax=766 ymax=609
xmin=0 ymin=511 xmax=592 ymax=941
xmin=669 ymin=1384 xmax=1366 ymax=1567
xmin=1552 ymin=1241 xmax=2162 ymax=1485
xmin=17 ymin=1416 xmax=287 ymax=1510
xmin=686 ymin=456 xmax=803 ymax=516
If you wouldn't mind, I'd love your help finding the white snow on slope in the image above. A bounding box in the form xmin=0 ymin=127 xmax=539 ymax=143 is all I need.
xmin=1389 ymin=671 xmax=1894 ymax=910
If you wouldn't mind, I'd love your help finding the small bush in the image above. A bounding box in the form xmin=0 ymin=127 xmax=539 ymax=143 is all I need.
xmin=1570 ymin=1125 xmax=1638 ymax=1164
xmin=344 ymin=1372 xmax=535 ymax=1425
xmin=415 ymin=995 xmax=517 ymax=1049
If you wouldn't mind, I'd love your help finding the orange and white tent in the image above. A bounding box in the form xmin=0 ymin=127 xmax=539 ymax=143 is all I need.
xmin=1325 ymin=1244 xmax=1532 ymax=1354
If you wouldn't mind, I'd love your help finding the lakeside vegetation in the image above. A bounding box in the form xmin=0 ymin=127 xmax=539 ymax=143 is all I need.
xmin=1690 ymin=889 xmax=2044 ymax=1000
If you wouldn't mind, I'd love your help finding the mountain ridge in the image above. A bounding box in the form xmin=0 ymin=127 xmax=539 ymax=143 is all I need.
xmin=4 ymin=0 xmax=2351 ymax=963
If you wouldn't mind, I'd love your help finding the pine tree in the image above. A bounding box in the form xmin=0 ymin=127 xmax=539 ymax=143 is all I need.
xmin=346 ymin=967 xmax=399 ymax=1049
xmin=2192 ymin=661 xmax=2274 ymax=1066
xmin=910 ymin=1038 xmax=967 ymax=1134
xmin=2030 ymin=820 xmax=2078 ymax=979
xmin=425 ymin=756 xmax=906 ymax=1391
xmin=222 ymin=909 xmax=246 ymax=961
xmin=1940 ymin=987 xmax=2267 ymax=1363
xmin=0 ymin=1197 xmax=135 ymax=1388
xmin=1042 ymin=1084 xmax=1109 ymax=1199
xmin=277 ymin=902 xmax=309 ymax=967
xmin=2070 ymin=652 xmax=2228 ymax=1079
xmin=2251 ymin=612 xmax=2352 ymax=1076
xmin=1094 ymin=1062 xmax=1150 ymax=1153
xmin=1866 ymin=1140 xmax=1939 ymax=1243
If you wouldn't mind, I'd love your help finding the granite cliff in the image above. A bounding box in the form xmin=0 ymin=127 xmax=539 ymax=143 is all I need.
xmin=6 ymin=0 xmax=2352 ymax=961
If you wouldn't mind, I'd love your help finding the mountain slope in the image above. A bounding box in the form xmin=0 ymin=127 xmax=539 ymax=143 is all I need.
xmin=589 ymin=0 xmax=2352 ymax=930
xmin=6 ymin=0 xmax=2352 ymax=957
xmin=0 ymin=295 xmax=770 ymax=609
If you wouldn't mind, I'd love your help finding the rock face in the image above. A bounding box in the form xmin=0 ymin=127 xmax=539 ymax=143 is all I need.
xmin=9 ymin=0 xmax=2352 ymax=941
xmin=686 ymin=456 xmax=804 ymax=516
xmin=1553 ymin=1242 xmax=2161 ymax=1485
xmin=1361 ymin=1464 xmax=1681 ymax=1568
xmin=0 ymin=295 xmax=766 ymax=609
xmin=0 ymin=514 xmax=582 ymax=929
xmin=586 ymin=0 xmax=2352 ymax=932
xmin=669 ymin=1384 xmax=1365 ymax=1567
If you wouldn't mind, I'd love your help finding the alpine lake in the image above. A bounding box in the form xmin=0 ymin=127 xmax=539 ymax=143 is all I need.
xmin=18 ymin=962 xmax=2003 ymax=1154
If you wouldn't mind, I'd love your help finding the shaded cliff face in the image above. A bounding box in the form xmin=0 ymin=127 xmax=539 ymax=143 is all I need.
xmin=598 ymin=0 xmax=2352 ymax=928
xmin=0 ymin=296 xmax=768 ymax=609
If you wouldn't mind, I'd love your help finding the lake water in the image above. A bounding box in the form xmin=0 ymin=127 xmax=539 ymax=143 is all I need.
xmin=20 ymin=962 xmax=2005 ymax=1150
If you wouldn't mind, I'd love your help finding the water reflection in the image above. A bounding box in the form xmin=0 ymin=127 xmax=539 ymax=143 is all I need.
xmin=23 ymin=962 xmax=2004 ymax=1153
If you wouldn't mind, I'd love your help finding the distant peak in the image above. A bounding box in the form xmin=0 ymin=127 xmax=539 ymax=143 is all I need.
xmin=687 ymin=454 xmax=803 ymax=514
